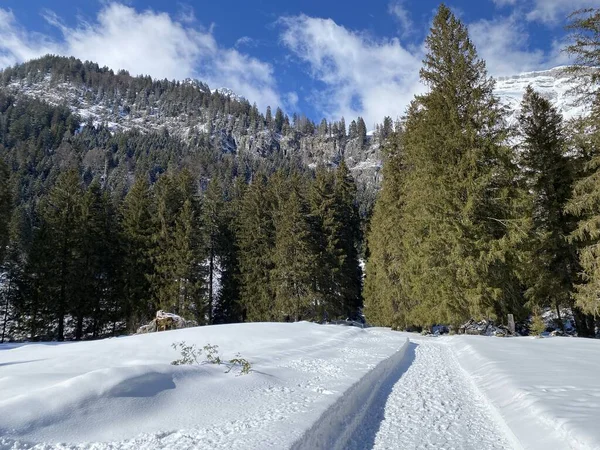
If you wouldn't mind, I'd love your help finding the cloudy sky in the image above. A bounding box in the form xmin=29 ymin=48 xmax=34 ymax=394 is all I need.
xmin=0 ymin=0 xmax=596 ymax=127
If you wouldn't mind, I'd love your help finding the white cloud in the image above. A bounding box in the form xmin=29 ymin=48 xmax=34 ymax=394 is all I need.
xmin=278 ymin=11 xmax=573 ymax=126
xmin=493 ymin=0 xmax=600 ymax=25
xmin=470 ymin=15 xmax=572 ymax=75
xmin=388 ymin=1 xmax=413 ymax=38
xmin=0 ymin=3 xmax=283 ymax=113
xmin=527 ymin=0 xmax=600 ymax=24
xmin=279 ymin=14 xmax=423 ymax=127
xmin=0 ymin=9 xmax=56 ymax=68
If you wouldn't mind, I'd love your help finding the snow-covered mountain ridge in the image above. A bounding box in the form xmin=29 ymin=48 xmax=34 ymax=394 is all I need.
xmin=0 ymin=63 xmax=586 ymax=202
xmin=494 ymin=66 xmax=586 ymax=123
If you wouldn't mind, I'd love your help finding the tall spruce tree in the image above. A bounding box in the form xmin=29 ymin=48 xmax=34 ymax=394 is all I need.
xmin=237 ymin=174 xmax=276 ymax=321
xmin=0 ymin=159 xmax=11 ymax=263
xmin=202 ymin=179 xmax=224 ymax=324
xmin=42 ymin=169 xmax=85 ymax=341
xmin=364 ymin=132 xmax=410 ymax=328
xmin=271 ymin=173 xmax=316 ymax=321
xmin=366 ymin=5 xmax=521 ymax=327
xmin=309 ymin=166 xmax=340 ymax=317
xmin=120 ymin=176 xmax=154 ymax=329
xmin=564 ymin=8 xmax=600 ymax=327
xmin=213 ymin=177 xmax=245 ymax=324
xmin=334 ymin=160 xmax=363 ymax=318
xmin=518 ymin=86 xmax=577 ymax=321
xmin=151 ymin=170 xmax=204 ymax=318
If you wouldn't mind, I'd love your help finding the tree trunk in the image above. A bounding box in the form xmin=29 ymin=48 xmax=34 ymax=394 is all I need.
xmin=209 ymin=245 xmax=214 ymax=325
xmin=75 ymin=314 xmax=84 ymax=340
xmin=555 ymin=303 xmax=565 ymax=332
xmin=57 ymin=313 xmax=65 ymax=341
xmin=1 ymin=279 xmax=11 ymax=343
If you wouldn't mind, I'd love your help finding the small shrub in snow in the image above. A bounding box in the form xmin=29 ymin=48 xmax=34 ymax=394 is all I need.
xmin=226 ymin=353 xmax=252 ymax=375
xmin=171 ymin=342 xmax=202 ymax=365
xmin=530 ymin=312 xmax=546 ymax=336
xmin=171 ymin=341 xmax=252 ymax=375
xmin=203 ymin=344 xmax=221 ymax=364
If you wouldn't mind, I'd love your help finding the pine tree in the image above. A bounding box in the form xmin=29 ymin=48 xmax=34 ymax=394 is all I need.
xmin=271 ymin=173 xmax=316 ymax=321
xmin=274 ymin=107 xmax=285 ymax=133
xmin=356 ymin=117 xmax=367 ymax=146
xmin=42 ymin=169 xmax=85 ymax=341
xmin=265 ymin=106 xmax=273 ymax=129
xmin=76 ymin=181 xmax=120 ymax=338
xmin=381 ymin=116 xmax=393 ymax=140
xmin=22 ymin=217 xmax=55 ymax=339
xmin=0 ymin=159 xmax=11 ymax=264
xmin=563 ymin=7 xmax=600 ymax=325
xmin=120 ymin=175 xmax=154 ymax=329
xmin=213 ymin=177 xmax=244 ymax=324
xmin=566 ymin=104 xmax=600 ymax=318
xmin=364 ymin=132 xmax=409 ymax=328
xmin=201 ymin=178 xmax=224 ymax=324
xmin=150 ymin=170 xmax=203 ymax=318
xmin=517 ymin=86 xmax=577 ymax=320
xmin=565 ymin=8 xmax=600 ymax=102
xmin=309 ymin=166 xmax=340 ymax=317
xmin=237 ymin=174 xmax=276 ymax=321
xmin=366 ymin=5 xmax=522 ymax=327
xmin=334 ymin=160 xmax=363 ymax=317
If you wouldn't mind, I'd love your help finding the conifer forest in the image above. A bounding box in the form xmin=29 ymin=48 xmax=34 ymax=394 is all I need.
xmin=1 ymin=4 xmax=600 ymax=342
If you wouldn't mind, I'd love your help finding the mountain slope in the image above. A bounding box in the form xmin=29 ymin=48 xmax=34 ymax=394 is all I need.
xmin=0 ymin=57 xmax=585 ymax=205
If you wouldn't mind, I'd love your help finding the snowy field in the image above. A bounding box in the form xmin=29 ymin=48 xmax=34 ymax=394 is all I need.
xmin=0 ymin=323 xmax=599 ymax=450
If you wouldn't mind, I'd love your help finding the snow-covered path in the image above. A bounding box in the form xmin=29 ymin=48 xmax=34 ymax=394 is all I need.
xmin=370 ymin=338 xmax=518 ymax=450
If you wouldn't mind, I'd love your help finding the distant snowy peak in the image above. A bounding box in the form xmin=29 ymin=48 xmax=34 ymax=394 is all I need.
xmin=494 ymin=67 xmax=587 ymax=122
xmin=213 ymin=87 xmax=245 ymax=103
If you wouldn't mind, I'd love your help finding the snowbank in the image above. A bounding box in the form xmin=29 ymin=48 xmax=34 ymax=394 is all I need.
xmin=291 ymin=339 xmax=409 ymax=450
xmin=449 ymin=335 xmax=600 ymax=450
xmin=0 ymin=322 xmax=407 ymax=449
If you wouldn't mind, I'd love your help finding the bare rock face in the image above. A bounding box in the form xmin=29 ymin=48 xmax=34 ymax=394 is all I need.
xmin=136 ymin=310 xmax=198 ymax=334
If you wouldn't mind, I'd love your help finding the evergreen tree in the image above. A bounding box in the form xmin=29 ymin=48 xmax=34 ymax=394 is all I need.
xmin=150 ymin=170 xmax=203 ymax=318
xmin=237 ymin=175 xmax=276 ymax=321
xmin=309 ymin=167 xmax=340 ymax=317
xmin=334 ymin=160 xmax=363 ymax=317
xmin=564 ymin=8 xmax=600 ymax=326
xmin=202 ymin=178 xmax=224 ymax=324
xmin=274 ymin=107 xmax=284 ymax=133
xmin=265 ymin=106 xmax=273 ymax=129
xmin=213 ymin=177 xmax=244 ymax=323
xmin=348 ymin=120 xmax=358 ymax=139
xmin=366 ymin=5 xmax=522 ymax=327
xmin=339 ymin=117 xmax=346 ymax=139
xmin=21 ymin=218 xmax=55 ymax=339
xmin=565 ymin=8 xmax=600 ymax=102
xmin=0 ymin=159 xmax=10 ymax=263
xmin=120 ymin=176 xmax=154 ymax=329
xmin=381 ymin=116 xmax=393 ymax=140
xmin=76 ymin=182 xmax=120 ymax=338
xmin=566 ymin=103 xmax=600 ymax=318
xmin=518 ymin=86 xmax=577 ymax=321
xmin=42 ymin=169 xmax=85 ymax=341
xmin=271 ymin=173 xmax=316 ymax=321
xmin=356 ymin=117 xmax=367 ymax=146
xmin=364 ymin=132 xmax=409 ymax=328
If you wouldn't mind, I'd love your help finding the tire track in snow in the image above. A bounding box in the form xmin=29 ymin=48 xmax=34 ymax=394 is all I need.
xmin=371 ymin=338 xmax=515 ymax=450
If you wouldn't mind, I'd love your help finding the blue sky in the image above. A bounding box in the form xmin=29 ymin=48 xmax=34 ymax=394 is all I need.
xmin=0 ymin=0 xmax=598 ymax=127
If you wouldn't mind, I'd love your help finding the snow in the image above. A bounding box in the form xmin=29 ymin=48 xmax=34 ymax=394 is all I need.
xmin=1 ymin=323 xmax=599 ymax=450
xmin=0 ymin=322 xmax=406 ymax=449
xmin=494 ymin=67 xmax=586 ymax=124
xmin=371 ymin=337 xmax=518 ymax=450
xmin=449 ymin=334 xmax=600 ymax=450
